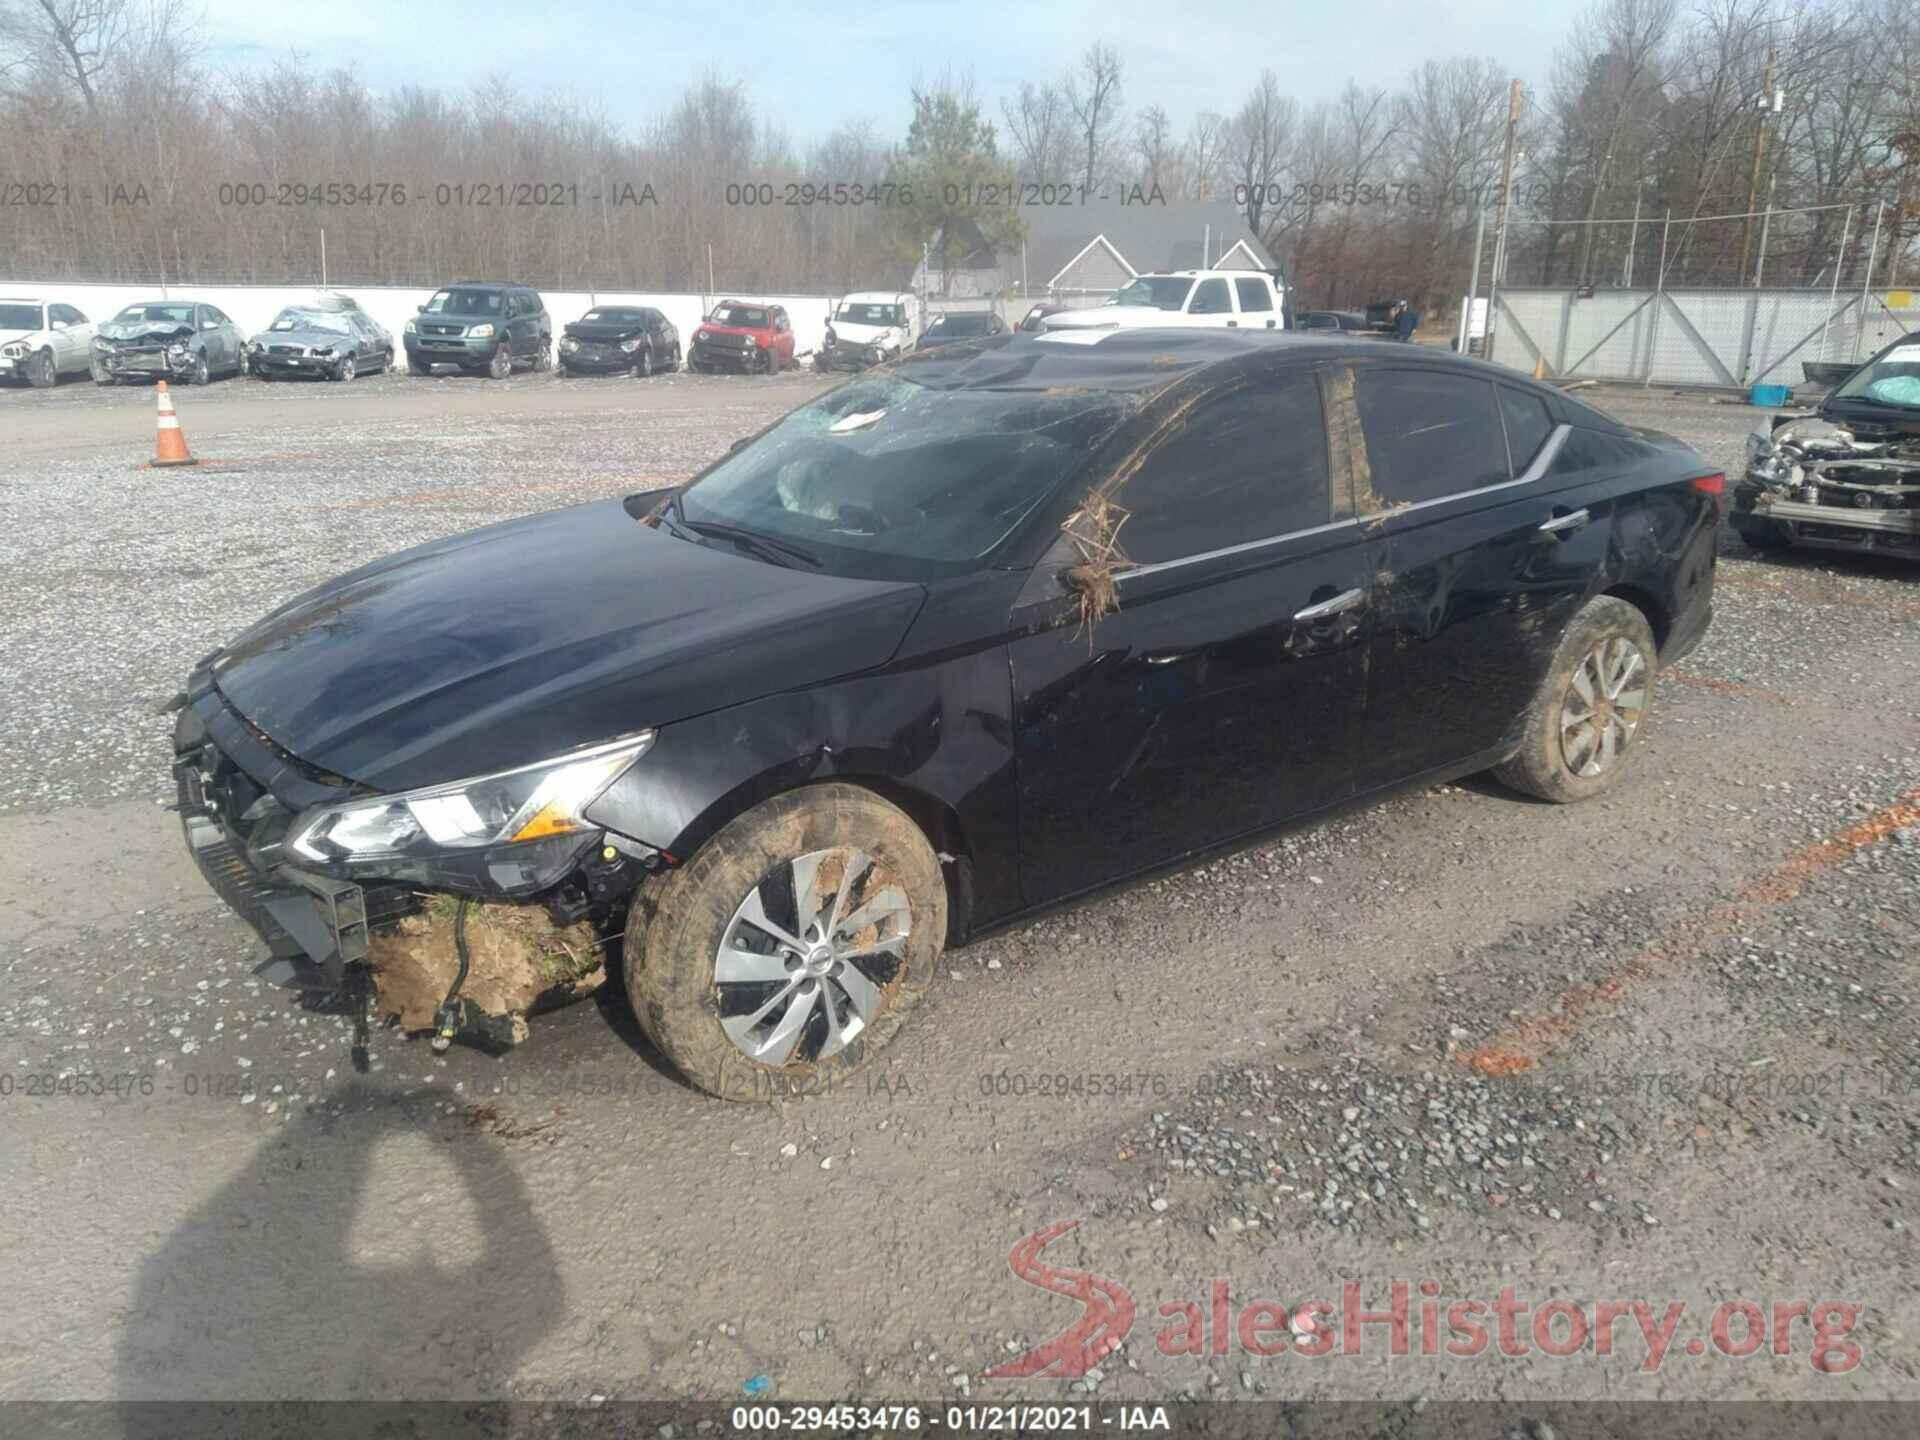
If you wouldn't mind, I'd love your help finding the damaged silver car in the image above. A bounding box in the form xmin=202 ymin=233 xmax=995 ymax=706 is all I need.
xmin=1735 ymin=332 xmax=1920 ymax=557
xmin=92 ymin=300 xmax=247 ymax=385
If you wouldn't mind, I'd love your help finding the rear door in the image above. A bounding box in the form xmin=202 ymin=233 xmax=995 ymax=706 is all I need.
xmin=1346 ymin=363 xmax=1607 ymax=790
xmin=1233 ymin=277 xmax=1280 ymax=330
xmin=1010 ymin=360 xmax=1374 ymax=905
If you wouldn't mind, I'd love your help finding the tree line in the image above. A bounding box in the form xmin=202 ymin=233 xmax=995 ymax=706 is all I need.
xmin=0 ymin=0 xmax=1914 ymax=310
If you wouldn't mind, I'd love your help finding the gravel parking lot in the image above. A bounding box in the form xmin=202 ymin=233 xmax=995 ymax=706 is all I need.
xmin=0 ymin=367 xmax=1914 ymax=1415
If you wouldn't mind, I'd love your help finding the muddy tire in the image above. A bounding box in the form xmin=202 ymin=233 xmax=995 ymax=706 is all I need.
xmin=1494 ymin=595 xmax=1657 ymax=804
xmin=487 ymin=344 xmax=513 ymax=380
xmin=27 ymin=348 xmax=56 ymax=388
xmin=185 ymin=352 xmax=210 ymax=386
xmin=533 ymin=339 xmax=552 ymax=372
xmin=635 ymin=345 xmax=653 ymax=378
xmin=625 ymin=783 xmax=944 ymax=1102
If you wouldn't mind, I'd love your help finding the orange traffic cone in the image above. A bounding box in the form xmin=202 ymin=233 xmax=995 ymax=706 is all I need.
xmin=150 ymin=380 xmax=199 ymax=468
xmin=1532 ymin=354 xmax=1548 ymax=381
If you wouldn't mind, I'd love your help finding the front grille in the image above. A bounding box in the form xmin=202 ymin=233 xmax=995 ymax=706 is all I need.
xmin=702 ymin=333 xmax=749 ymax=350
xmin=421 ymin=322 xmax=466 ymax=337
xmin=267 ymin=344 xmax=305 ymax=356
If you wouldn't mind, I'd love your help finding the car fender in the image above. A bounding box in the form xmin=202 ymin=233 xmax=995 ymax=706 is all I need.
xmin=583 ymin=640 xmax=1020 ymax=934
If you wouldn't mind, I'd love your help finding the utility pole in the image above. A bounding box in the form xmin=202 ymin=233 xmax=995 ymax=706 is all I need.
xmin=1484 ymin=77 xmax=1524 ymax=358
xmin=1737 ymin=48 xmax=1777 ymax=285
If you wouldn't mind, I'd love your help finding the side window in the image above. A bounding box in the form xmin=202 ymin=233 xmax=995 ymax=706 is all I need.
xmin=505 ymin=293 xmax=526 ymax=318
xmin=1188 ymin=278 xmax=1232 ymax=315
xmin=1353 ymin=368 xmax=1507 ymax=503
xmin=1233 ymin=278 xmax=1273 ymax=313
xmin=53 ymin=303 xmax=85 ymax=325
xmin=1497 ymin=385 xmax=1555 ymax=475
xmin=204 ymin=306 xmax=231 ymax=327
xmin=1121 ymin=373 xmax=1331 ymax=565
xmin=1550 ymin=427 xmax=1642 ymax=475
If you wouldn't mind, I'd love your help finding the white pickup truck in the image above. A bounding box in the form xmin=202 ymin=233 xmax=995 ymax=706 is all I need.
xmin=1039 ymin=269 xmax=1288 ymax=334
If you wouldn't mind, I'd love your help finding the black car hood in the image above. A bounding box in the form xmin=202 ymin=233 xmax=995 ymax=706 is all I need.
xmin=260 ymin=326 xmax=358 ymax=349
xmin=211 ymin=499 xmax=926 ymax=791
xmin=565 ymin=321 xmax=647 ymax=341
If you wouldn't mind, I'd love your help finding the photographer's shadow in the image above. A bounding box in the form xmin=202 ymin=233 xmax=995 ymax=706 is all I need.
xmin=115 ymin=1083 xmax=564 ymax=1425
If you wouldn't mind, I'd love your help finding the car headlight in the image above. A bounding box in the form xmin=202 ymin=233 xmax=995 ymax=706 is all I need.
xmin=696 ymin=328 xmax=710 ymax=342
xmin=620 ymin=337 xmax=642 ymax=352
xmin=246 ymin=339 xmax=263 ymax=354
xmin=748 ymin=334 xmax=760 ymax=347
xmin=560 ymin=336 xmax=578 ymax=352
xmin=92 ymin=337 xmax=111 ymax=351
xmin=404 ymin=318 xmax=417 ymax=334
xmin=167 ymin=342 xmax=190 ymax=357
xmin=0 ymin=342 xmax=25 ymax=359
xmin=1747 ymin=429 xmax=1789 ymax=481
xmin=287 ymin=732 xmax=655 ymax=867
xmin=467 ymin=323 xmax=495 ymax=338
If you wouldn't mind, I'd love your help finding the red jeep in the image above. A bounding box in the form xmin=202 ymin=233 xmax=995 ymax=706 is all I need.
xmin=688 ymin=300 xmax=794 ymax=374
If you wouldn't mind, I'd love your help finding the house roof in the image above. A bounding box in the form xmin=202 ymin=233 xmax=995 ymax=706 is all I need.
xmin=1014 ymin=200 xmax=1275 ymax=290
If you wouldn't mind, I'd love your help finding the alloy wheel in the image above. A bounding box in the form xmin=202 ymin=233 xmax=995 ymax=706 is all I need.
xmin=336 ymin=354 xmax=355 ymax=382
xmin=1560 ymin=635 xmax=1648 ymax=778
xmin=714 ymin=846 xmax=911 ymax=1066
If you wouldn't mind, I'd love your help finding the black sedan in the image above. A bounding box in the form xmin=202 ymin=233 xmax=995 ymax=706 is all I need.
xmin=918 ymin=310 xmax=1007 ymax=349
xmin=1734 ymin=330 xmax=1920 ymax=558
xmin=247 ymin=303 xmax=394 ymax=381
xmin=170 ymin=330 xmax=1719 ymax=1100
xmin=559 ymin=305 xmax=680 ymax=377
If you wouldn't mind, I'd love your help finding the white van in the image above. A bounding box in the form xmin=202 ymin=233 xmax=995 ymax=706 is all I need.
xmin=817 ymin=291 xmax=921 ymax=371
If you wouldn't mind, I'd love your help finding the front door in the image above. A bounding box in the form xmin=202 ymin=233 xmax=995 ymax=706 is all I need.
xmin=1011 ymin=362 xmax=1374 ymax=906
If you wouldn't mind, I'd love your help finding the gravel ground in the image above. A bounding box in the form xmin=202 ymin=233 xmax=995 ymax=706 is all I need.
xmin=0 ymin=375 xmax=1914 ymax=1409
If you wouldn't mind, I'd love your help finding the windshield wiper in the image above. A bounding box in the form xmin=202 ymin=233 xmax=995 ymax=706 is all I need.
xmin=684 ymin=519 xmax=823 ymax=570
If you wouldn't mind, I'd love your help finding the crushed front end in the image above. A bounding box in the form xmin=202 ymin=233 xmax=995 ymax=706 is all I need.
xmin=170 ymin=659 xmax=661 ymax=1051
xmin=1736 ymin=415 xmax=1920 ymax=556
xmin=93 ymin=327 xmax=200 ymax=381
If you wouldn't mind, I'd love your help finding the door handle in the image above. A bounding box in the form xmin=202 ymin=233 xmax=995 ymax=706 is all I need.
xmin=1226 ymin=320 xmax=1239 ymax=328
xmin=1293 ymin=587 xmax=1366 ymax=622
xmin=1144 ymin=651 xmax=1187 ymax=666
xmin=1538 ymin=507 xmax=1590 ymax=535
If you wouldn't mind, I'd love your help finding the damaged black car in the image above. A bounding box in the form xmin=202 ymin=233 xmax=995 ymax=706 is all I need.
xmin=1734 ymin=330 xmax=1920 ymax=558
xmin=558 ymin=305 xmax=680 ymax=377
xmin=172 ymin=330 xmax=1718 ymax=1100
xmin=92 ymin=300 xmax=247 ymax=385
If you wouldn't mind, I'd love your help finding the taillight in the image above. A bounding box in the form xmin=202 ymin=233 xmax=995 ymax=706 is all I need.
xmin=1692 ymin=472 xmax=1725 ymax=497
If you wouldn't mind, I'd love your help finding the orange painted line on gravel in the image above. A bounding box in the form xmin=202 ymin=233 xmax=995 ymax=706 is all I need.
xmin=1662 ymin=669 xmax=1800 ymax=706
xmin=1461 ymin=787 xmax=1920 ymax=1076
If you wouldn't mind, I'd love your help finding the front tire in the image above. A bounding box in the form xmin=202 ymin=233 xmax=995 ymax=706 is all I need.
xmin=185 ymin=353 xmax=210 ymax=386
xmin=487 ymin=344 xmax=512 ymax=380
xmin=334 ymin=354 xmax=356 ymax=382
xmin=27 ymin=348 xmax=56 ymax=388
xmin=625 ymin=783 xmax=945 ymax=1102
xmin=1494 ymin=596 xmax=1657 ymax=804
xmin=635 ymin=345 xmax=654 ymax=378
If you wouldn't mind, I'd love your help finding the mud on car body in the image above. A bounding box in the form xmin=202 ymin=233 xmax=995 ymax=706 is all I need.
xmin=172 ymin=330 xmax=1719 ymax=1100
xmin=1735 ymin=331 xmax=1920 ymax=557
xmin=92 ymin=300 xmax=246 ymax=385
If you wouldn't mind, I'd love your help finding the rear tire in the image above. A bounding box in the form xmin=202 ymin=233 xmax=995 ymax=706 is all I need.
xmin=1494 ymin=596 xmax=1657 ymax=804
xmin=625 ymin=783 xmax=944 ymax=1102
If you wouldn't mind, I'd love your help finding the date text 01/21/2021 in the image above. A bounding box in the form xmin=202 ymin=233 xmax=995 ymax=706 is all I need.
xmin=211 ymin=180 xmax=658 ymax=208
xmin=729 ymin=1405 xmax=1173 ymax=1431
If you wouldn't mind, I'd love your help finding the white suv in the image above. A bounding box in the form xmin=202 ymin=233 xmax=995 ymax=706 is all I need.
xmin=1041 ymin=270 xmax=1286 ymax=334
xmin=0 ymin=297 xmax=96 ymax=387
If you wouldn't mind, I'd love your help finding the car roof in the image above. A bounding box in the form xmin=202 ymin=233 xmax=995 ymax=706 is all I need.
xmin=0 ymin=297 xmax=47 ymax=304
xmin=896 ymin=327 xmax=1543 ymax=395
xmin=840 ymin=292 xmax=908 ymax=303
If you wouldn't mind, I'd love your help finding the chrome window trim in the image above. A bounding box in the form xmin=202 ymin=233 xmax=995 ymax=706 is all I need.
xmin=1117 ymin=517 xmax=1362 ymax=583
xmin=1112 ymin=424 xmax=1569 ymax=584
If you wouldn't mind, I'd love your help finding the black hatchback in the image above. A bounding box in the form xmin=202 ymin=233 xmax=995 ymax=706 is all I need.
xmin=172 ymin=330 xmax=1719 ymax=1100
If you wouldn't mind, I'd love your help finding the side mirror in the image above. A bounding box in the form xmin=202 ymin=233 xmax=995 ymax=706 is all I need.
xmin=416 ymin=304 xmax=428 ymax=313
xmin=49 ymin=319 xmax=66 ymax=331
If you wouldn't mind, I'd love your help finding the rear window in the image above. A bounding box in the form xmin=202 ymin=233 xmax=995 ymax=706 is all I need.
xmin=1120 ymin=374 xmax=1330 ymax=564
xmin=1498 ymin=386 xmax=1555 ymax=474
xmin=1550 ymin=427 xmax=1645 ymax=475
xmin=1234 ymin=278 xmax=1273 ymax=313
xmin=1355 ymin=368 xmax=1507 ymax=502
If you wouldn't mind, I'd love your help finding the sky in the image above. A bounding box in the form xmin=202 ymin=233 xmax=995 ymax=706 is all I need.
xmin=199 ymin=0 xmax=1568 ymax=148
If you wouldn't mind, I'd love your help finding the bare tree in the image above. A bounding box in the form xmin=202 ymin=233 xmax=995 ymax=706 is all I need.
xmin=1063 ymin=40 xmax=1123 ymax=196
xmin=1001 ymin=80 xmax=1069 ymax=183
xmin=1227 ymin=70 xmax=1296 ymax=239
